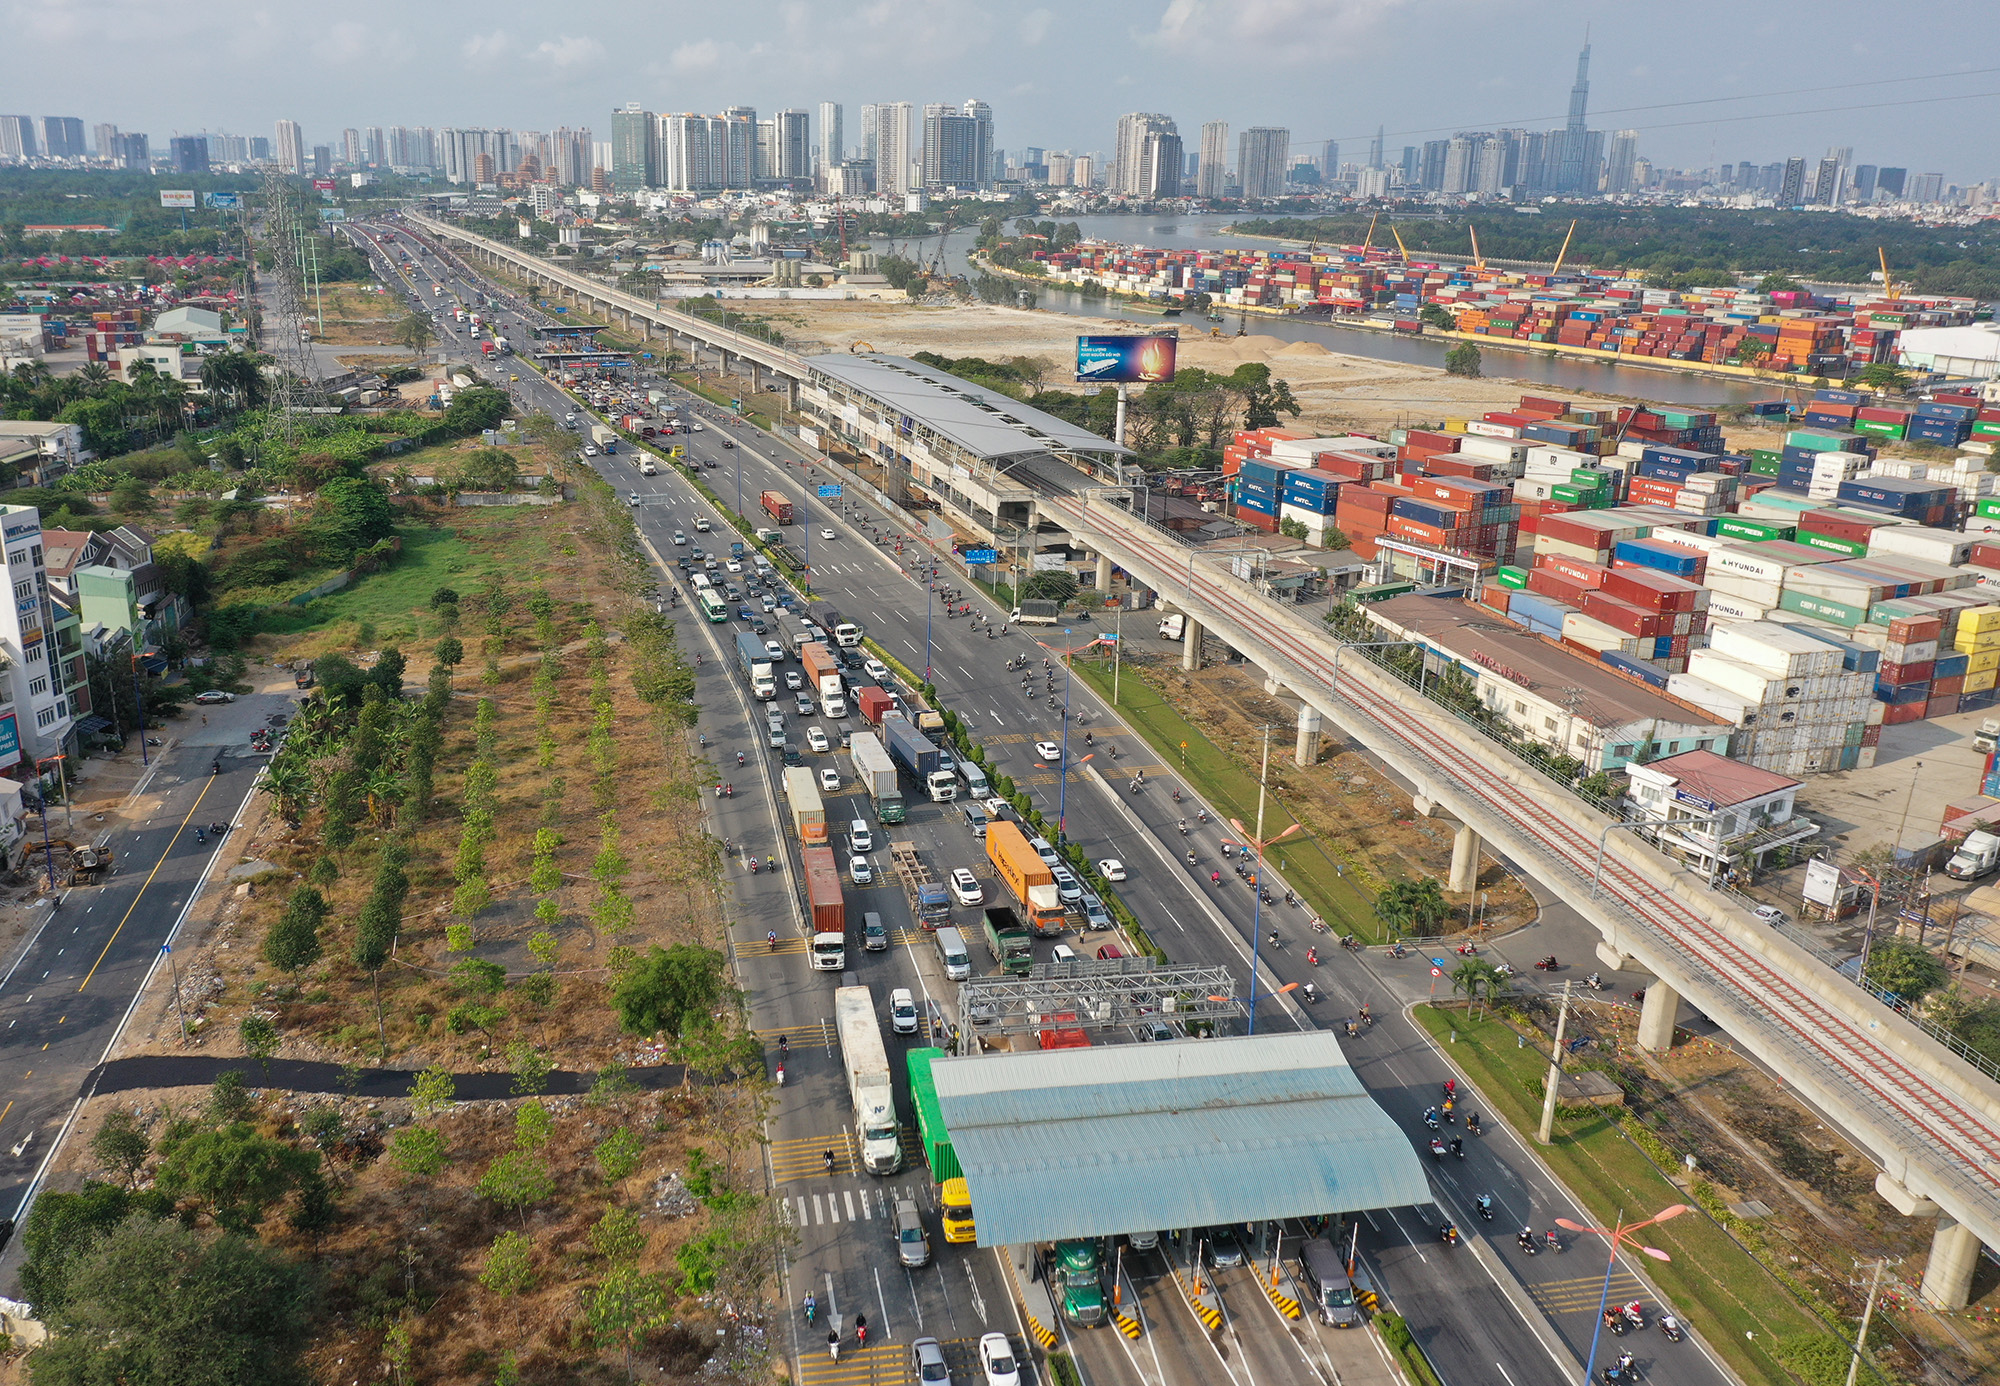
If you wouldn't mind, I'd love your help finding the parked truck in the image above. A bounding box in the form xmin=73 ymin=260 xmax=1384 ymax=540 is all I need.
xmin=760 ymin=490 xmax=795 ymax=524
xmin=1011 ymin=599 xmax=1061 ymax=625
xmin=901 ymin=688 xmax=947 ymax=735
xmin=883 ymin=716 xmax=957 ymax=802
xmin=804 ymin=843 xmax=846 ymax=970
xmin=800 ymin=642 xmax=847 ymax=718
xmin=782 ymin=766 xmax=827 ymax=844
xmin=808 ymin=602 xmax=865 ymax=647
xmin=906 ymin=1048 xmax=961 ymax=1181
xmin=735 ymin=632 xmax=776 ymax=700
xmin=849 ymin=732 xmax=906 ymax=824
xmin=981 ymin=905 xmax=1033 ymax=976
xmin=986 ymin=821 xmax=1067 ymax=937
xmin=833 ymin=986 xmax=902 ymax=1173
xmin=1948 ymin=829 xmax=2000 ymax=880
xmin=1157 ymin=613 xmax=1186 ymax=641
xmin=890 ymin=840 xmax=953 ymax=927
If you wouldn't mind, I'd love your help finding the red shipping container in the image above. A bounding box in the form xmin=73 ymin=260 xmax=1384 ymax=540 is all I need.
xmin=1883 ymin=700 xmax=1926 ymax=725
xmin=1537 ymin=555 xmax=1611 ymax=588
xmin=1579 ymin=591 xmax=1676 ymax=638
xmin=1237 ymin=508 xmax=1278 ymax=533
xmin=1601 ymin=567 xmax=1704 ymax=612
xmin=1933 ymin=675 xmax=1967 ymax=697
xmin=1928 ymin=693 xmax=1962 ymax=718
xmin=1406 ymin=429 xmax=1458 ymax=452
xmin=1799 ymin=510 xmax=1896 ymax=545
xmin=1879 ymin=658 xmax=1935 ymax=685
xmin=1538 ymin=515 xmax=1616 ymax=549
xmin=1856 ymin=406 xmax=1910 ymax=423
xmin=1861 ymin=725 xmax=1882 ymax=746
xmin=1967 ymin=543 xmax=2000 ymax=571
xmin=1884 ymin=615 xmax=1944 ymax=642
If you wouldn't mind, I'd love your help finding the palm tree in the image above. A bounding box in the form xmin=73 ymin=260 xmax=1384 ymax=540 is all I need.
xmin=1450 ymin=958 xmax=1509 ymax=1019
xmin=76 ymin=362 xmax=112 ymax=391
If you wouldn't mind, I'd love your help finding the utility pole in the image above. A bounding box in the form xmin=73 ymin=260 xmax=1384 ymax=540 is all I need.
xmin=1537 ymin=979 xmax=1574 ymax=1145
xmin=1844 ymin=1258 xmax=1891 ymax=1386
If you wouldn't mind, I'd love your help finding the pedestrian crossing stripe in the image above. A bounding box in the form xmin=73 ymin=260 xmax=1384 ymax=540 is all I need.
xmin=794 ymin=1341 xmax=903 ymax=1385
xmin=755 ymin=1022 xmax=833 ymax=1043
xmin=1528 ymin=1272 xmax=1645 ymax=1315
xmin=784 ymin=1185 xmax=888 ymax=1227
xmin=1263 ymin=1283 xmax=1302 ymax=1320
xmin=1114 ymin=1311 xmax=1142 ymax=1339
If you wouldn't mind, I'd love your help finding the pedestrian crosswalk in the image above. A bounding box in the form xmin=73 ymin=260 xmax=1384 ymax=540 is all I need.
xmin=783 ymin=1183 xmax=892 ymax=1228
xmin=770 ymin=1129 xmax=925 ymax=1184
xmin=1527 ymin=1270 xmax=1646 ymax=1315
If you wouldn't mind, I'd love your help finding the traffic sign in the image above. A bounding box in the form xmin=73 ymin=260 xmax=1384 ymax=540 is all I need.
xmin=1099 ymin=632 xmax=1118 ymax=642
xmin=963 ymin=548 xmax=999 ymax=565
xmin=1431 ymin=966 xmax=1443 ymax=978
xmin=818 ymin=484 xmax=843 ymax=498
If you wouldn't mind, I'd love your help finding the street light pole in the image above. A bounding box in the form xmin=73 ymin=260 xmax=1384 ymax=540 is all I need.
xmin=1057 ymin=633 xmax=1072 ymax=839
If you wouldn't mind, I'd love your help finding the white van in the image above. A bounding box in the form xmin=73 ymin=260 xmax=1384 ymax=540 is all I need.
xmin=848 ymin=819 xmax=873 ymax=854
xmin=934 ymin=926 xmax=971 ymax=981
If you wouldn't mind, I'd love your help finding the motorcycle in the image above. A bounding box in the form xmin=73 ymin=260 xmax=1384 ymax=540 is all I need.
xmin=1422 ymin=1108 xmax=1440 ymax=1130
xmin=1301 ymin=982 xmax=1319 ymax=1004
xmin=1622 ymin=1302 xmax=1646 ymax=1331
xmin=1307 ymin=948 xmax=1319 ymax=967
xmin=1476 ymin=1195 xmax=1494 ymax=1221
xmin=1209 ymin=871 xmax=1222 ymax=885
xmin=1604 ymin=1310 xmax=1630 ymax=1338
xmin=1516 ymin=1231 xmax=1540 ymax=1256
xmin=1534 ymin=956 xmax=1560 ymax=971
xmin=1660 ymin=1314 xmax=1684 ymax=1343
xmin=1440 ymin=1222 xmax=1458 ymax=1246
xmin=1451 ymin=1138 xmax=1464 ymax=1159
xmin=1386 ymin=943 xmax=1408 ymax=959
xmin=1587 ymin=971 xmax=1606 ymax=989
xmin=749 ymin=857 xmax=761 ymax=875
xmin=193 ymin=826 xmax=206 ymax=844
xmin=1429 ymin=1137 xmax=1447 ymax=1159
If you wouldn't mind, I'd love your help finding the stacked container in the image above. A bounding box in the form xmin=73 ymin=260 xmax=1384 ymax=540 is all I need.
xmin=1955 ymin=608 xmax=2000 ymax=706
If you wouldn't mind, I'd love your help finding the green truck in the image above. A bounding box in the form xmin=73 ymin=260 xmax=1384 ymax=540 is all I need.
xmin=1049 ymin=1239 xmax=1106 ymax=1326
xmin=981 ymin=906 xmax=1032 ymax=977
xmin=907 ymin=1048 xmax=962 ymax=1181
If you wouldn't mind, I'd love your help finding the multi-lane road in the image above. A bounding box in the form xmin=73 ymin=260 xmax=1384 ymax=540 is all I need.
xmin=358 ymin=220 xmax=1740 ymax=1386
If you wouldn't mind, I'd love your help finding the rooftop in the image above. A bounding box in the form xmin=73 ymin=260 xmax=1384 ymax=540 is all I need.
xmin=932 ymin=1032 xmax=1428 ymax=1246
xmin=1627 ymin=748 xmax=1799 ymax=808
xmin=804 ymin=353 xmax=1133 ymax=465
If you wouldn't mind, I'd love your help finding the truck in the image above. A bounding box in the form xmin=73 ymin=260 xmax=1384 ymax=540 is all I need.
xmin=834 ymin=986 xmax=902 ymax=1173
xmin=986 ymin=821 xmax=1067 ymax=936
xmin=589 ymin=423 xmax=618 ymax=454
xmin=1948 ymin=829 xmax=2000 ymax=880
xmin=891 ymin=840 xmax=953 ymax=927
xmin=1011 ymin=599 xmax=1061 ymax=625
xmin=637 ymin=456 xmax=658 ymax=476
xmin=480 ymin=340 xmax=495 ymax=358
xmin=735 ymin=632 xmax=776 ymax=700
xmin=981 ymin=905 xmax=1033 ymax=976
xmin=804 ymin=843 xmax=847 ymax=970
xmin=778 ymin=614 xmax=817 ymax=658
xmin=908 ymin=1049 xmax=979 ymax=1244
xmin=800 ymin=642 xmax=847 ymax=718
xmin=1047 ymin=1240 xmax=1107 ymax=1326
xmin=856 ymin=686 xmax=898 ymax=727
xmin=850 ymin=732 xmax=906 ymax=824
xmin=902 ymin=688 xmax=947 ymax=735
xmin=493 ymin=335 xmax=510 ymax=355
xmin=760 ymin=490 xmax=796 ymax=524
xmin=782 ymin=766 xmax=827 ymax=843
xmin=884 ymin=716 xmax=957 ymax=802
xmin=1157 ymin=612 xmax=1186 ymax=640
xmin=809 ymin=602 xmax=865 ymax=647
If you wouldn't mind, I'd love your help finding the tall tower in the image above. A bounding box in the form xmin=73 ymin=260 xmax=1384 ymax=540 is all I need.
xmin=1566 ymin=34 xmax=1591 ymax=136
xmin=1197 ymin=122 xmax=1229 ymax=199
xmin=1555 ymin=33 xmax=1592 ymax=193
xmin=1367 ymin=125 xmax=1385 ymax=170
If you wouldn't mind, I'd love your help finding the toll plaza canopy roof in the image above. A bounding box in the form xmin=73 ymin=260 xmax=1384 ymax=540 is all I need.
xmin=932 ymin=1032 xmax=1430 ymax=1246
xmin=803 ymin=353 xmax=1134 ymax=463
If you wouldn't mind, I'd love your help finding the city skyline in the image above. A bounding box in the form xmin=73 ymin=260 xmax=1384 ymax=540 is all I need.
xmin=2 ymin=0 xmax=1997 ymax=179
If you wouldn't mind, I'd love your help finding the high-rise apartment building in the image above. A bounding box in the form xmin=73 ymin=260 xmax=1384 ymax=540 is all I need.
xmin=818 ymin=102 xmax=843 ymax=172
xmin=1319 ymin=141 xmax=1339 ymax=177
xmin=312 ymin=145 xmax=333 ymax=178
xmin=660 ymin=114 xmax=723 ymax=190
xmin=274 ymin=119 xmax=306 ymax=175
xmin=875 ymin=102 xmax=914 ymax=197
xmin=41 ymin=117 xmax=84 ymax=159
xmin=774 ymin=108 xmax=811 ymax=181
xmin=1197 ymin=122 xmax=1229 ymax=198
xmin=1135 ymin=129 xmax=1182 ymax=197
xmin=1851 ymin=164 xmax=1878 ymax=202
xmin=1778 ymin=156 xmax=1807 ymax=206
xmin=365 ymin=126 xmax=386 ymax=166
xmin=756 ymin=120 xmax=776 ymax=181
xmin=0 ymin=504 xmax=76 ymax=764
xmin=1071 ymin=155 xmax=1094 ymax=188
xmin=1114 ymin=113 xmax=1176 ymax=195
xmin=962 ymin=100 xmax=994 ymax=186
xmin=1604 ymin=129 xmax=1639 ymax=195
xmin=0 ymin=116 xmax=35 ymax=160
xmin=1875 ymin=167 xmax=1907 ymax=199
xmin=921 ymin=104 xmax=980 ymax=189
xmin=169 ymin=136 xmax=209 ymax=174
xmin=547 ymin=127 xmax=592 ymax=186
xmin=1046 ymin=152 xmax=1073 ymax=187
xmin=1908 ymin=171 xmax=1945 ymax=203
xmin=611 ymin=104 xmax=656 ymax=191
xmin=341 ymin=128 xmax=362 ymax=167
xmin=1356 ymin=167 xmax=1391 ymax=199
xmin=721 ymin=106 xmax=756 ymax=185
xmin=1811 ymin=156 xmax=1843 ymax=205
xmin=1236 ymin=127 xmax=1288 ymax=199
xmin=111 ymin=133 xmax=149 ymax=169
xmin=92 ymin=123 xmax=118 ymax=160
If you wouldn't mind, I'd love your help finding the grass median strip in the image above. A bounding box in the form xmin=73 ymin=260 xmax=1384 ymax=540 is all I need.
xmin=1411 ymin=1004 xmax=1868 ymax=1386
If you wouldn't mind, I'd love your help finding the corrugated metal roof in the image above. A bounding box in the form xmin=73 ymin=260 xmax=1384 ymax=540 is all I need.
xmin=804 ymin=353 xmax=1134 ymax=463
xmin=933 ymin=1033 xmax=1431 ymax=1246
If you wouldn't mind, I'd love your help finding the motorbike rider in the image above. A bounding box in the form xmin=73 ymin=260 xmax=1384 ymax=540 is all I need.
xmin=1476 ymin=1194 xmax=1493 ymax=1218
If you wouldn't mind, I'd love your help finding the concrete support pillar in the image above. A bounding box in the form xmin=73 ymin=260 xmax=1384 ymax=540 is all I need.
xmin=1594 ymin=940 xmax=1635 ymax=974
xmin=1181 ymin=616 xmax=1202 ymax=671
xmin=1094 ymin=554 xmax=1112 ymax=593
xmin=1448 ymin=824 xmax=1481 ymax=893
xmin=1636 ymin=981 xmax=1680 ymax=1052
xmin=1920 ymin=1216 xmax=1983 ymax=1309
xmin=1295 ymin=704 xmax=1321 ymax=769
xmin=751 ymin=362 xmax=765 ymax=393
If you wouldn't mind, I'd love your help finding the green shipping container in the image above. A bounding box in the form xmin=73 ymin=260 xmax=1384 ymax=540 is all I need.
xmin=1853 ymin=419 xmax=1906 ymax=439
xmin=1777 ymin=588 xmax=1867 ymax=627
xmin=1496 ymin=566 xmax=1529 ymax=589
xmin=1716 ymin=517 xmax=1794 ymax=542
xmin=1750 ymin=457 xmax=1782 ymax=477
xmin=1786 ymin=431 xmax=1846 ymax=452
xmin=1796 ymin=530 xmax=1868 ymax=557
xmin=1972 ymin=422 xmax=2000 ymax=439
xmin=1569 ymin=469 xmax=1606 ymax=488
xmin=1748 ymin=449 xmax=1782 ymax=466
xmin=907 ymin=1048 xmax=962 ymax=1182
xmin=1975 ymin=497 xmax=2000 ymax=519
xmin=1551 ymin=484 xmax=1588 ymax=504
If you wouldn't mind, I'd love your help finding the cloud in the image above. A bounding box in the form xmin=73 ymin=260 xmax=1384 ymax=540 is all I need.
xmin=532 ymin=35 xmax=605 ymax=70
xmin=1149 ymin=0 xmax=1417 ymax=61
xmin=461 ymin=30 xmax=511 ymax=63
xmin=670 ymin=38 xmax=722 ymax=74
xmin=1021 ymin=7 xmax=1052 ymax=43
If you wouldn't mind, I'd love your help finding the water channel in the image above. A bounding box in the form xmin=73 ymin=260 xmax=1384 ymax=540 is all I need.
xmin=894 ymin=212 xmax=1773 ymax=407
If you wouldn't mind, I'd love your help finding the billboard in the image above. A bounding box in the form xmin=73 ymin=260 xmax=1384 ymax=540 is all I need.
xmin=159 ymin=190 xmax=196 ymax=209
xmin=203 ymin=191 xmax=241 ymax=210
xmin=1076 ymin=334 xmax=1177 ymax=384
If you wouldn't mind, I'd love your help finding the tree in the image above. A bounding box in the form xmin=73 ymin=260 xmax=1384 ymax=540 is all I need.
xmin=392 ymin=313 xmax=435 ymax=355
xmin=19 ymin=1182 xmax=175 ymax=1315
xmin=480 ymin=1230 xmax=537 ymax=1297
xmin=433 ymin=634 xmax=464 ymax=671
xmin=508 ymin=1040 xmax=554 ymax=1096
xmin=1857 ymin=362 xmax=1913 ymax=393
xmin=111 ymin=476 xmax=157 ymax=515
xmin=1450 ymin=957 xmax=1509 ymax=1017
xmin=28 ymin=1214 xmax=314 ymax=1386
xmin=450 ymin=448 xmax=520 ymax=492
xmin=588 ymin=1265 xmax=673 ymax=1382
xmin=590 ymin=1207 xmax=647 ymax=1261
xmin=310 ymin=476 xmax=397 ymax=561
xmin=476 ymin=1150 xmax=556 ymax=1227
xmin=89 ymin=1111 xmax=151 ymax=1189
xmin=409 ymin=1062 xmax=457 ymax=1118
xmin=389 ymin=1126 xmax=451 ymax=1183
xmin=1757 ymin=272 xmax=1803 ymax=293
xmin=1444 ymin=343 xmax=1483 ymax=378
xmin=595 ymin=1127 xmax=645 ymax=1183
xmin=1863 ymin=936 xmax=1948 ymax=1003
xmin=154 ymin=1124 xmax=319 ymax=1234
xmin=513 ymin=1098 xmax=554 ymax=1152
xmin=1375 ymin=878 xmax=1450 ymax=934
xmin=612 ymin=943 xmax=730 ymax=1037
xmin=238 ymin=1014 xmax=280 ymax=1074
xmin=1733 ymin=338 xmax=1774 ymax=367
xmin=1418 ymin=303 xmax=1455 ymax=331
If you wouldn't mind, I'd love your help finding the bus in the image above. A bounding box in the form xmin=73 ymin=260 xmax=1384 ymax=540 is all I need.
xmin=698 ymin=590 xmax=728 ymax=623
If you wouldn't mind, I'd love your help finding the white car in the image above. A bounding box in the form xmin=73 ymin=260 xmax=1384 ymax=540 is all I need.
xmin=691 ymin=421 xmax=705 ymax=431
xmin=1753 ymin=905 xmax=1788 ymax=925
xmin=1033 ymin=741 xmax=1062 ymax=762
xmin=1097 ymin=859 xmax=1128 ymax=882
xmin=819 ymin=766 xmax=840 ymax=792
xmin=807 ymin=726 xmax=830 ymax=753
xmin=627 ymin=492 xmax=641 ymax=506
xmin=949 ymin=868 xmax=984 ymax=906
xmin=890 ymin=988 xmax=919 ymax=1035
xmin=725 ymin=559 xmax=742 ymax=572
xmin=820 ymin=527 xmax=836 ymax=540
xmin=863 ymin=658 xmax=891 ymax=682
xmin=849 ymin=855 xmax=875 ymax=885
xmin=978 ymin=1333 xmax=1020 ymax=1386
xmin=672 ymin=531 xmax=687 ymax=545
xmin=977 ymin=795 xmax=1009 ymax=820
xmin=583 ymin=444 xmax=599 ymax=456
xmin=784 ymin=670 xmax=804 ymax=691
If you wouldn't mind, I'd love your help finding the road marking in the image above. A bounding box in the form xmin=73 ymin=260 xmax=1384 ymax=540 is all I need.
xmin=843 ymin=1189 xmax=856 ymax=1220
xmin=76 ymin=777 xmax=219 ymax=993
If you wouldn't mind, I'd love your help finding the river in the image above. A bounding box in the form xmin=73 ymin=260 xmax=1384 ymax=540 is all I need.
xmin=895 ymin=213 xmax=1771 ymax=408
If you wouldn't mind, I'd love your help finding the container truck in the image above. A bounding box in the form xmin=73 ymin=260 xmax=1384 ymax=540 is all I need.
xmin=834 ymin=986 xmax=901 ymax=1173
xmin=637 ymin=456 xmax=658 ymax=476
xmin=901 ymin=689 xmax=947 ymax=735
xmin=986 ymin=821 xmax=1066 ymax=936
xmin=849 ymin=732 xmax=906 ymax=824
xmin=856 ymin=687 xmax=898 ymax=727
xmin=760 ymin=490 xmax=796 ymax=524
xmin=883 ymin=717 xmax=957 ymax=802
xmin=782 ymin=766 xmax=827 ymax=843
xmin=1948 ymin=829 xmax=2000 ymax=880
xmin=778 ymin=614 xmax=817 ymax=658
xmin=891 ymin=840 xmax=953 ymax=927
xmin=981 ymin=905 xmax=1033 ymax=976
xmin=907 ymin=1048 xmax=961 ymax=1180
xmin=735 ymin=632 xmax=776 ymax=700
xmin=590 ymin=424 xmax=618 ymax=449
xmin=1047 ymin=1240 xmax=1106 ymax=1326
xmin=1158 ymin=613 xmax=1186 ymax=640
xmin=800 ymin=642 xmax=847 ymax=717
xmin=480 ymin=340 xmax=495 ymax=358
xmin=809 ymin=602 xmax=865 ymax=647
xmin=804 ymin=844 xmax=847 ymax=970
xmin=1011 ymin=599 xmax=1061 ymax=625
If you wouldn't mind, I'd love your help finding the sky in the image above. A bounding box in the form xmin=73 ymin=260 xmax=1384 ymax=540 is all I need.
xmin=9 ymin=0 xmax=2000 ymax=179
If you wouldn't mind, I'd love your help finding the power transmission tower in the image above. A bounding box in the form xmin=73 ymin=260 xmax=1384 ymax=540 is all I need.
xmin=256 ymin=167 xmax=322 ymax=445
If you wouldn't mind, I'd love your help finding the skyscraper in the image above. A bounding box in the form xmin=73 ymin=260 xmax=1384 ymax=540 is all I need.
xmin=1237 ymin=127 xmax=1289 ymax=199
xmin=611 ymin=104 xmax=657 ymax=190
xmin=1071 ymin=155 xmax=1094 ymax=188
xmin=1114 ymin=113 xmax=1176 ymax=195
xmin=775 ymin=109 xmax=811 ymax=181
xmin=1852 ymin=164 xmax=1878 ymax=202
xmin=1046 ymin=152 xmax=1073 ymax=186
xmin=169 ymin=136 xmax=209 ymax=174
xmin=0 ymin=116 xmax=35 ymax=160
xmin=1875 ymin=167 xmax=1907 ymax=199
xmin=660 ymin=114 xmax=725 ymax=190
xmin=1140 ymin=130 xmax=1182 ymax=197
xmin=818 ymin=102 xmax=843 ymax=172
xmin=41 ymin=117 xmax=84 ymax=159
xmin=1604 ymin=130 xmax=1639 ymax=195
xmin=274 ymin=119 xmax=306 ymax=175
xmin=1551 ymin=38 xmax=1598 ymax=193
xmin=859 ymin=104 xmax=880 ymax=169
xmin=1368 ymin=125 xmax=1385 ymax=170
xmin=922 ymin=104 xmax=979 ymax=189
xmin=1811 ymin=156 xmax=1843 ymax=205
xmin=962 ymin=100 xmax=994 ymax=187
xmin=721 ymin=106 xmax=756 ymax=186
xmin=341 ymin=128 xmax=362 ymax=167
xmin=1197 ymin=122 xmax=1229 ymax=199
xmin=1908 ymin=172 xmax=1945 ymax=203
xmin=875 ymin=102 xmax=914 ymax=197
xmin=92 ymin=123 xmax=119 ymax=160
xmin=1778 ymin=157 xmax=1807 ymax=206
xmin=1319 ymin=141 xmax=1339 ymax=177
xmin=365 ymin=126 xmax=386 ymax=167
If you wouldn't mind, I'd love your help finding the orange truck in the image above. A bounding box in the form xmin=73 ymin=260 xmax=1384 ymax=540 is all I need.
xmin=985 ymin=821 xmax=1066 ymax=937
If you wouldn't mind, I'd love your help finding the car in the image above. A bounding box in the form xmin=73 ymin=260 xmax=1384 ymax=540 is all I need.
xmin=689 ymin=547 xmax=705 ymax=561
xmin=1050 ymin=865 xmax=1082 ymax=904
xmin=628 ymin=492 xmax=641 ymax=506
xmin=1079 ymin=892 xmax=1112 ymax=930
xmin=820 ymin=527 xmax=836 ymax=540
xmin=912 ymin=1336 xmax=950 ymax=1385
xmin=784 ymin=670 xmax=804 ymax=691
xmin=1097 ymin=859 xmax=1128 ymax=882
xmin=978 ymin=1333 xmax=1020 ymax=1386
xmin=721 ymin=439 xmax=736 ymax=449
xmin=849 ymin=855 xmax=874 ymax=885
xmin=702 ymin=457 xmax=719 ymax=468
xmin=819 ymin=765 xmax=840 ymax=791
xmin=1033 ymin=740 xmax=1063 ymax=762
xmin=794 ymin=692 xmax=815 ymax=715
xmin=693 ymin=516 xmax=712 ymax=531
xmin=863 ymin=658 xmax=891 ymax=681
xmin=848 ymin=820 xmax=873 ymax=853
xmin=672 ymin=531 xmax=687 ymax=545
xmin=192 ymin=690 xmax=236 ymax=705
xmin=761 ymin=595 xmax=778 ymax=613
xmin=764 ymin=639 xmax=784 ymax=660
xmin=583 ymin=444 xmax=599 ymax=456
xmin=863 ymin=914 xmax=889 ymax=951
xmin=1206 ymin=1226 xmax=1246 ymax=1268
xmin=1753 ymin=905 xmax=1788 ymax=925
xmin=808 ymin=727 xmax=831 ymax=754
xmin=691 ymin=421 xmax=705 ymax=431
xmin=738 ymin=606 xmax=756 ymax=622
xmin=1028 ymin=836 xmax=1061 ymax=869
xmin=890 ymin=988 xmax=919 ymax=1035
xmin=703 ymin=559 xmax=719 ymax=573
xmin=977 ymin=795 xmax=1009 ymax=820
xmin=949 ymin=868 xmax=984 ymax=906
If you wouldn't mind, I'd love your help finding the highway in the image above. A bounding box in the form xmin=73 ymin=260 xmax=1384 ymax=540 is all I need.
xmin=372 ymin=219 xmax=1739 ymax=1386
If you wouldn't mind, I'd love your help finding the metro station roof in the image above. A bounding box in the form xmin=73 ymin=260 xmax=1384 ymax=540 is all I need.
xmin=803 ymin=353 xmax=1133 ymax=463
xmin=932 ymin=1032 xmax=1430 ymax=1246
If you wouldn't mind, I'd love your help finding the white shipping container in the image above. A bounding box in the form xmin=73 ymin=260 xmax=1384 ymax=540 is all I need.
xmin=1705 ymin=573 xmax=1785 ymax=608
xmin=1664 ymin=672 xmax=1760 ymax=725
xmin=1708 ymin=622 xmax=1843 ymax=676
xmin=1706 ymin=545 xmax=1826 ymax=584
xmin=1706 ymin=593 xmax=1770 ymax=623
xmin=1685 ymin=651 xmax=1797 ymax=705
xmin=1456 ymin=435 xmax=1531 ymax=463
xmin=1562 ymin=612 xmax=1640 ymax=653
xmin=1464 ymin=420 xmax=1522 ymax=440
xmin=1868 ymin=527 xmax=1977 ymax=566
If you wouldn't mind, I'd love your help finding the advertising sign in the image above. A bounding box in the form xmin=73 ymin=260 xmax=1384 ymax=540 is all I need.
xmin=312 ymin=178 xmax=336 ymax=192
xmin=0 ymin=712 xmax=18 ymax=762
xmin=203 ymin=191 xmax=241 ymax=209
xmin=159 ymin=190 xmax=196 ymax=209
xmin=1032 ymin=553 xmax=1070 ymax=572
xmin=1075 ymin=334 xmax=1177 ymax=383
xmin=1803 ymin=858 xmax=1843 ymax=907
